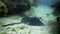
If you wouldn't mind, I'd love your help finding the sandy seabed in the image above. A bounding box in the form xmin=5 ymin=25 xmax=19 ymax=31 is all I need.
xmin=0 ymin=5 xmax=57 ymax=34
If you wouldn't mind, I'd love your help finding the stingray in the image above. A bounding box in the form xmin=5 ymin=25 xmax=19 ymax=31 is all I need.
xmin=21 ymin=17 xmax=44 ymax=26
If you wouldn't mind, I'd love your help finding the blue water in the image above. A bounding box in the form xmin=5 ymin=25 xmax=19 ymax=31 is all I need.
xmin=37 ymin=0 xmax=57 ymax=7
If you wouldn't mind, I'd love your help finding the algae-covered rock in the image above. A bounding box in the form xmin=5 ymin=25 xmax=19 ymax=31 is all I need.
xmin=1 ymin=0 xmax=31 ymax=15
xmin=0 ymin=1 xmax=8 ymax=17
xmin=52 ymin=1 xmax=60 ymax=16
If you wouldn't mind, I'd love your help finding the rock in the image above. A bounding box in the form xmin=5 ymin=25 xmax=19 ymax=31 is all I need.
xmin=0 ymin=1 xmax=8 ymax=17
xmin=52 ymin=1 xmax=60 ymax=16
xmin=1 ymin=0 xmax=31 ymax=15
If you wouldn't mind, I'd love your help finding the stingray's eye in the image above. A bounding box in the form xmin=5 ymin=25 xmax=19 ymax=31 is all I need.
xmin=21 ymin=17 xmax=44 ymax=26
